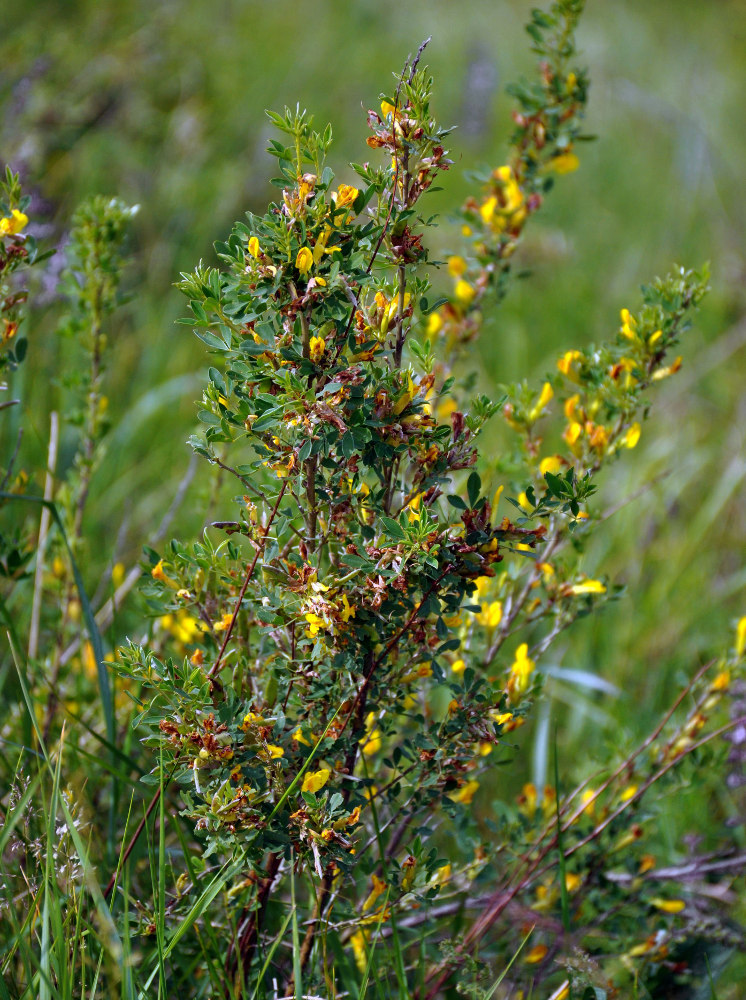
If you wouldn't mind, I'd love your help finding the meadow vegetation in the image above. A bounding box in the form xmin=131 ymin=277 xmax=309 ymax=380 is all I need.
xmin=2 ymin=1 xmax=746 ymax=997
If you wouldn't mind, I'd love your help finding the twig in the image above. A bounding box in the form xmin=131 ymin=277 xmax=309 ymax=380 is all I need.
xmin=28 ymin=412 xmax=59 ymax=660
xmin=207 ymin=480 xmax=288 ymax=679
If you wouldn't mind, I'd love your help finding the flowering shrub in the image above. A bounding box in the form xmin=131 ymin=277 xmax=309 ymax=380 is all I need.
xmin=2 ymin=2 xmax=745 ymax=998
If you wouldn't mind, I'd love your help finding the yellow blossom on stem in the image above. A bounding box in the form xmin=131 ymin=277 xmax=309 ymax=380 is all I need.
xmin=651 ymin=897 xmax=686 ymax=914
xmin=569 ymin=579 xmax=606 ymax=596
xmin=548 ymin=150 xmax=580 ymax=174
xmin=476 ymin=600 xmax=503 ymax=629
xmin=620 ymin=308 xmax=638 ymax=341
xmin=0 ymin=209 xmax=28 ymax=237
xmin=651 ymin=356 xmax=682 ymax=381
xmin=295 ymin=246 xmax=314 ymax=274
xmin=539 ymin=455 xmax=562 ymax=476
xmin=309 ymin=335 xmax=326 ymax=363
xmin=248 ymin=236 xmax=260 ymax=258
xmin=447 ymin=255 xmax=467 ymax=277
xmin=451 ymin=658 xmax=466 ymax=676
xmin=362 ymin=873 xmax=387 ymax=912
xmin=557 ymin=349 xmax=583 ymax=380
xmin=454 ymin=279 xmax=475 ymax=305
xmin=508 ymin=643 xmax=535 ymax=700
xmin=301 ymin=768 xmax=331 ymax=794
xmin=151 ymin=559 xmax=178 ymax=588
xmin=524 ymin=943 xmax=548 ymax=964
xmin=623 ymin=422 xmax=641 ymax=449
xmin=426 ymin=311 xmax=443 ymax=336
xmin=448 ymin=779 xmax=479 ymax=805
xmin=334 ymin=183 xmax=359 ymax=210
xmin=213 ymin=611 xmax=235 ymax=632
xmin=528 ymin=381 xmax=553 ymax=421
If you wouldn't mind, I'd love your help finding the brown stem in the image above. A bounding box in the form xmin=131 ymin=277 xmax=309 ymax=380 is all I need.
xmin=226 ymin=852 xmax=282 ymax=993
xmin=207 ymin=481 xmax=288 ymax=680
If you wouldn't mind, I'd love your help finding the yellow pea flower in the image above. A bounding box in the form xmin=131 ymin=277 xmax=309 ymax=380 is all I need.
xmin=507 ymin=643 xmax=535 ymax=699
xmin=301 ymin=768 xmax=331 ymax=794
xmin=426 ymin=311 xmax=443 ymax=336
xmin=334 ymin=183 xmax=359 ymax=209
xmin=623 ymin=422 xmax=641 ymax=449
xmin=454 ymin=279 xmax=475 ymax=305
xmin=524 ymin=944 xmax=548 ymax=964
xmin=248 ymin=236 xmax=260 ymax=258
xmin=557 ymin=350 xmax=583 ymax=379
xmin=569 ymin=579 xmax=606 ymax=595
xmin=539 ymin=455 xmax=561 ymax=476
xmin=528 ymin=382 xmax=553 ymax=422
xmin=448 ymin=779 xmax=479 ymax=805
xmin=548 ymin=151 xmax=580 ymax=174
xmin=447 ymin=255 xmax=467 ymax=277
xmin=309 ymin=335 xmax=326 ymax=363
xmin=650 ymin=897 xmax=686 ymax=914
xmin=295 ymin=246 xmax=314 ymax=274
xmin=0 ymin=209 xmax=28 ymax=237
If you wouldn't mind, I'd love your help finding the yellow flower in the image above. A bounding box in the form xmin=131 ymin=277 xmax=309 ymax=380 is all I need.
xmin=309 ymin=335 xmax=326 ymax=363
xmin=151 ymin=559 xmax=178 ymax=588
xmin=0 ymin=209 xmax=28 ymax=237
xmin=301 ymin=768 xmax=331 ymax=794
xmin=112 ymin=562 xmax=125 ymax=588
xmin=362 ymin=873 xmax=387 ymax=912
xmin=528 ymin=382 xmax=553 ymax=422
xmin=334 ymin=183 xmax=359 ymax=209
xmin=426 ymin=311 xmax=443 ymax=336
xmin=564 ymin=394 xmax=580 ymax=420
xmin=565 ymin=872 xmax=582 ymax=892
xmin=248 ymin=236 xmax=260 ymax=258
xmin=651 ymin=356 xmax=682 ymax=381
xmin=479 ymin=196 xmax=498 ymax=223
xmin=213 ymin=611 xmax=235 ymax=632
xmin=350 ymin=929 xmax=368 ymax=973
xmin=557 ymin=350 xmax=583 ymax=379
xmin=623 ymin=422 xmax=641 ymax=449
xmin=448 ymin=779 xmax=479 ymax=805
xmin=295 ymin=246 xmax=314 ymax=274
xmin=548 ymin=151 xmax=579 ymax=174
xmin=508 ymin=643 xmax=535 ymax=699
xmin=360 ymin=712 xmax=382 ymax=756
xmin=735 ymin=616 xmax=746 ymax=657
xmin=620 ymin=307 xmax=638 ymax=341
xmin=476 ymin=600 xmax=503 ymax=629
xmin=620 ymin=784 xmax=638 ymax=803
xmin=380 ymin=100 xmax=397 ymax=118
xmin=539 ymin=455 xmax=561 ymax=476
xmin=305 ymin=612 xmax=327 ymax=637
xmin=454 ymin=279 xmax=475 ymax=305
xmin=264 ymin=744 xmax=284 ymax=759
xmin=447 ymin=255 xmax=467 ymax=277
xmin=492 ymin=710 xmax=513 ymax=726
xmin=524 ymin=943 xmax=548 ymax=964
xmin=569 ymin=579 xmax=606 ymax=595
xmin=451 ymin=658 xmax=467 ymax=676
xmin=651 ymin=897 xmax=686 ymax=914
xmin=339 ymin=593 xmax=356 ymax=622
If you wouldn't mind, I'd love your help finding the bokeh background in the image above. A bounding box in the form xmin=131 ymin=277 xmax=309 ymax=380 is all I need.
xmin=3 ymin=0 xmax=746 ymax=929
